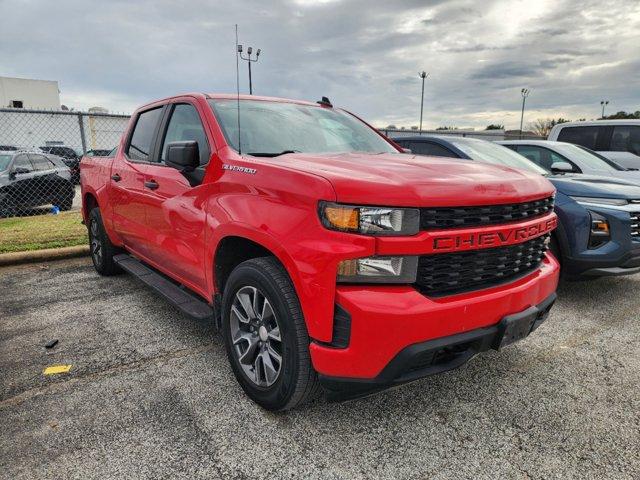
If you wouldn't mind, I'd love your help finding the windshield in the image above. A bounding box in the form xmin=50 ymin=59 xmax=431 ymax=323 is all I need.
xmin=449 ymin=139 xmax=548 ymax=175
xmin=209 ymin=99 xmax=398 ymax=156
xmin=0 ymin=154 xmax=12 ymax=171
xmin=574 ymin=145 xmax=625 ymax=171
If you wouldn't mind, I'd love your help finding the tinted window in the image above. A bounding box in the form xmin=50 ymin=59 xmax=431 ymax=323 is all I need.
xmin=409 ymin=141 xmax=457 ymax=158
xmin=160 ymin=104 xmax=210 ymax=165
xmin=13 ymin=154 xmax=33 ymax=172
xmin=128 ymin=107 xmax=163 ymax=161
xmin=514 ymin=146 xmax=578 ymax=172
xmin=30 ymin=154 xmax=54 ymax=171
xmin=611 ymin=126 xmax=640 ymax=155
xmin=556 ymin=126 xmax=602 ymax=150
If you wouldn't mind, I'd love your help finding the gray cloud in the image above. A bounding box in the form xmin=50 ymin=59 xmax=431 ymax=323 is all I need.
xmin=0 ymin=0 xmax=638 ymax=129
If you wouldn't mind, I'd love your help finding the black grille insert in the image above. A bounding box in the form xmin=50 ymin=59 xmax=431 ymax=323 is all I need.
xmin=415 ymin=234 xmax=550 ymax=296
xmin=420 ymin=196 xmax=554 ymax=230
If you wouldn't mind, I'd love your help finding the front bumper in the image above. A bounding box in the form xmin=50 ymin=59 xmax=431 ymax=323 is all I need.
xmin=319 ymin=292 xmax=557 ymax=401
xmin=310 ymin=253 xmax=559 ymax=383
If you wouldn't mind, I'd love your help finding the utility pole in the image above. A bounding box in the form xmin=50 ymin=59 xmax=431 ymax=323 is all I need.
xmin=520 ymin=88 xmax=530 ymax=139
xmin=238 ymin=45 xmax=261 ymax=95
xmin=600 ymin=100 xmax=609 ymax=119
xmin=418 ymin=71 xmax=429 ymax=132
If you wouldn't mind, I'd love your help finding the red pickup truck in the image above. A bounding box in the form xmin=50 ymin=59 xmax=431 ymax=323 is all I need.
xmin=81 ymin=93 xmax=559 ymax=410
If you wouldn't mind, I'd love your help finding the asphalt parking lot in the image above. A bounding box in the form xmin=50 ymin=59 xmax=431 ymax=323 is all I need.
xmin=1 ymin=258 xmax=639 ymax=479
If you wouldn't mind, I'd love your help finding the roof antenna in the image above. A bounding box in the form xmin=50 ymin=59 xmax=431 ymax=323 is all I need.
xmin=235 ymin=24 xmax=242 ymax=155
xmin=317 ymin=96 xmax=333 ymax=107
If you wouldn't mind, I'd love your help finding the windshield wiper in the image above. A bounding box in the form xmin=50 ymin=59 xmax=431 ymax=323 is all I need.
xmin=247 ymin=150 xmax=300 ymax=157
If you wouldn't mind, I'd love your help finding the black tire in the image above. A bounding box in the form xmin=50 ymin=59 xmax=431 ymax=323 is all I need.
xmin=0 ymin=200 xmax=17 ymax=218
xmin=88 ymin=207 xmax=121 ymax=276
xmin=57 ymin=195 xmax=74 ymax=211
xmin=221 ymin=257 xmax=320 ymax=411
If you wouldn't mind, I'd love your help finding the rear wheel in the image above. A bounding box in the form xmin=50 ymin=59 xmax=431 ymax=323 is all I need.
xmin=221 ymin=257 xmax=320 ymax=410
xmin=88 ymin=207 xmax=121 ymax=276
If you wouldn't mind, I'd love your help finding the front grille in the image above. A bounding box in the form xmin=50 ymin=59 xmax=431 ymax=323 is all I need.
xmin=631 ymin=212 xmax=640 ymax=240
xmin=420 ymin=196 xmax=554 ymax=230
xmin=415 ymin=234 xmax=550 ymax=296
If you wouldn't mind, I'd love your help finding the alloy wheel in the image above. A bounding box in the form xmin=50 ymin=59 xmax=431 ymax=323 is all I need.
xmin=229 ymin=286 xmax=283 ymax=387
xmin=89 ymin=219 xmax=103 ymax=266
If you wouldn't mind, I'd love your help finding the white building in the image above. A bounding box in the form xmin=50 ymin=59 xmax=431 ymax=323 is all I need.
xmin=0 ymin=76 xmax=61 ymax=110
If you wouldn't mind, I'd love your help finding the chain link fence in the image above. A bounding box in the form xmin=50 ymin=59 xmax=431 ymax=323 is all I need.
xmin=0 ymin=108 xmax=130 ymax=253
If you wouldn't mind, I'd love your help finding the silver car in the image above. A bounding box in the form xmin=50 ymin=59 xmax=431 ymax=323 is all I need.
xmin=498 ymin=140 xmax=640 ymax=184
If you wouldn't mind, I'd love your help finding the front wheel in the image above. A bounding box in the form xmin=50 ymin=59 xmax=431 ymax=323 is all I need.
xmin=221 ymin=257 xmax=320 ymax=411
xmin=88 ymin=207 xmax=121 ymax=276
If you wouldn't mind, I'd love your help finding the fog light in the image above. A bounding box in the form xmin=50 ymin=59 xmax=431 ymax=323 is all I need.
xmin=588 ymin=211 xmax=610 ymax=249
xmin=337 ymin=256 xmax=418 ymax=283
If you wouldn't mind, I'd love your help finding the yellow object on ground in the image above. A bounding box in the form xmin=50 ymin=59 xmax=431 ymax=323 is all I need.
xmin=43 ymin=365 xmax=72 ymax=375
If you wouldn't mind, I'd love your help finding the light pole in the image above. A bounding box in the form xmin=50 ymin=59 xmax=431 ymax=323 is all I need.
xmin=238 ymin=45 xmax=261 ymax=95
xmin=418 ymin=71 xmax=429 ymax=132
xmin=519 ymin=88 xmax=530 ymax=139
xmin=600 ymin=100 xmax=609 ymax=119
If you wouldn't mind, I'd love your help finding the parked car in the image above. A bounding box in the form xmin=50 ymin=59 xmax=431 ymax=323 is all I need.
xmin=0 ymin=150 xmax=75 ymax=217
xmin=0 ymin=145 xmax=18 ymax=151
xmin=547 ymin=120 xmax=640 ymax=169
xmin=498 ymin=140 xmax=640 ymax=183
xmin=81 ymin=93 xmax=559 ymax=410
xmin=39 ymin=145 xmax=82 ymax=183
xmin=393 ymin=136 xmax=640 ymax=280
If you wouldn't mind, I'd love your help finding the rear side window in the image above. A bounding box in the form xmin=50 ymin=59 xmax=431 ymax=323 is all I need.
xmin=128 ymin=107 xmax=163 ymax=161
xmin=409 ymin=141 xmax=457 ymax=158
xmin=30 ymin=154 xmax=54 ymax=171
xmin=160 ymin=104 xmax=210 ymax=165
xmin=611 ymin=126 xmax=640 ymax=155
xmin=556 ymin=126 xmax=601 ymax=150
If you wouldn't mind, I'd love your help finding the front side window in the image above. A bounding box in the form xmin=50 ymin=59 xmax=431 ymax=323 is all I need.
xmin=127 ymin=107 xmax=163 ymax=161
xmin=448 ymin=139 xmax=548 ymax=175
xmin=209 ymin=99 xmax=397 ymax=156
xmin=552 ymin=143 xmax=619 ymax=172
xmin=410 ymin=141 xmax=457 ymax=158
xmin=611 ymin=125 xmax=640 ymax=155
xmin=515 ymin=146 xmax=577 ymax=172
xmin=13 ymin=154 xmax=33 ymax=173
xmin=160 ymin=104 xmax=210 ymax=165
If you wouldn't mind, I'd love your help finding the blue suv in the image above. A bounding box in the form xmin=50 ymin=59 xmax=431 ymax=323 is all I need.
xmin=392 ymin=135 xmax=640 ymax=279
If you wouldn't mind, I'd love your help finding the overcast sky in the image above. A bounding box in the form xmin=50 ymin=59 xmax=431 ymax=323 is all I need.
xmin=1 ymin=0 xmax=639 ymax=129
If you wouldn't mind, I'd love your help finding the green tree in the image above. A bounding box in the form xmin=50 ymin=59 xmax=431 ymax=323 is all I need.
xmin=485 ymin=124 xmax=504 ymax=130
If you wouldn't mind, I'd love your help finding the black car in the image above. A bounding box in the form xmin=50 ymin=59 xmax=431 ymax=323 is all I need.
xmin=85 ymin=149 xmax=112 ymax=157
xmin=39 ymin=146 xmax=82 ymax=184
xmin=0 ymin=150 xmax=75 ymax=218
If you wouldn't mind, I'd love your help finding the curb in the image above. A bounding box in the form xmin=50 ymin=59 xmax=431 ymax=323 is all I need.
xmin=0 ymin=245 xmax=90 ymax=267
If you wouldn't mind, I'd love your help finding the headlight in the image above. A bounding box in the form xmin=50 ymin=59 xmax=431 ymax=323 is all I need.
xmin=337 ymin=256 xmax=418 ymax=283
xmin=319 ymin=202 xmax=420 ymax=236
xmin=588 ymin=211 xmax=610 ymax=249
xmin=570 ymin=196 xmax=628 ymax=206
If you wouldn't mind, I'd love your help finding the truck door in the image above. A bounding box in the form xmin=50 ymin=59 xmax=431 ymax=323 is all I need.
xmin=109 ymin=106 xmax=163 ymax=256
xmin=142 ymin=101 xmax=211 ymax=292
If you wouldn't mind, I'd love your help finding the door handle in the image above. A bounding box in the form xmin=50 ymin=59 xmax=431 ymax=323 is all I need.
xmin=111 ymin=173 xmax=121 ymax=182
xmin=144 ymin=180 xmax=159 ymax=190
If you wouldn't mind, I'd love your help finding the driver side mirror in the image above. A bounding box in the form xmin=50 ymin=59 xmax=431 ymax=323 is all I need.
xmin=10 ymin=166 xmax=30 ymax=179
xmin=166 ymin=141 xmax=199 ymax=173
xmin=551 ymin=161 xmax=573 ymax=174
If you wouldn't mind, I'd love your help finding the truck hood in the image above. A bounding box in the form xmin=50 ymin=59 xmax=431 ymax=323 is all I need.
xmin=269 ymin=152 xmax=555 ymax=207
xmin=549 ymin=174 xmax=640 ymax=200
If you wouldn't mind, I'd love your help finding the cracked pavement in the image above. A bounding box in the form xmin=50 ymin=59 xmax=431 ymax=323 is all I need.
xmin=1 ymin=257 xmax=639 ymax=479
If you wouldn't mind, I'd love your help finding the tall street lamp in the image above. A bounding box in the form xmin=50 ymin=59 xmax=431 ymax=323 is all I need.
xmin=600 ymin=100 xmax=609 ymax=119
xmin=519 ymin=88 xmax=530 ymax=139
xmin=238 ymin=45 xmax=261 ymax=95
xmin=418 ymin=71 xmax=429 ymax=132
